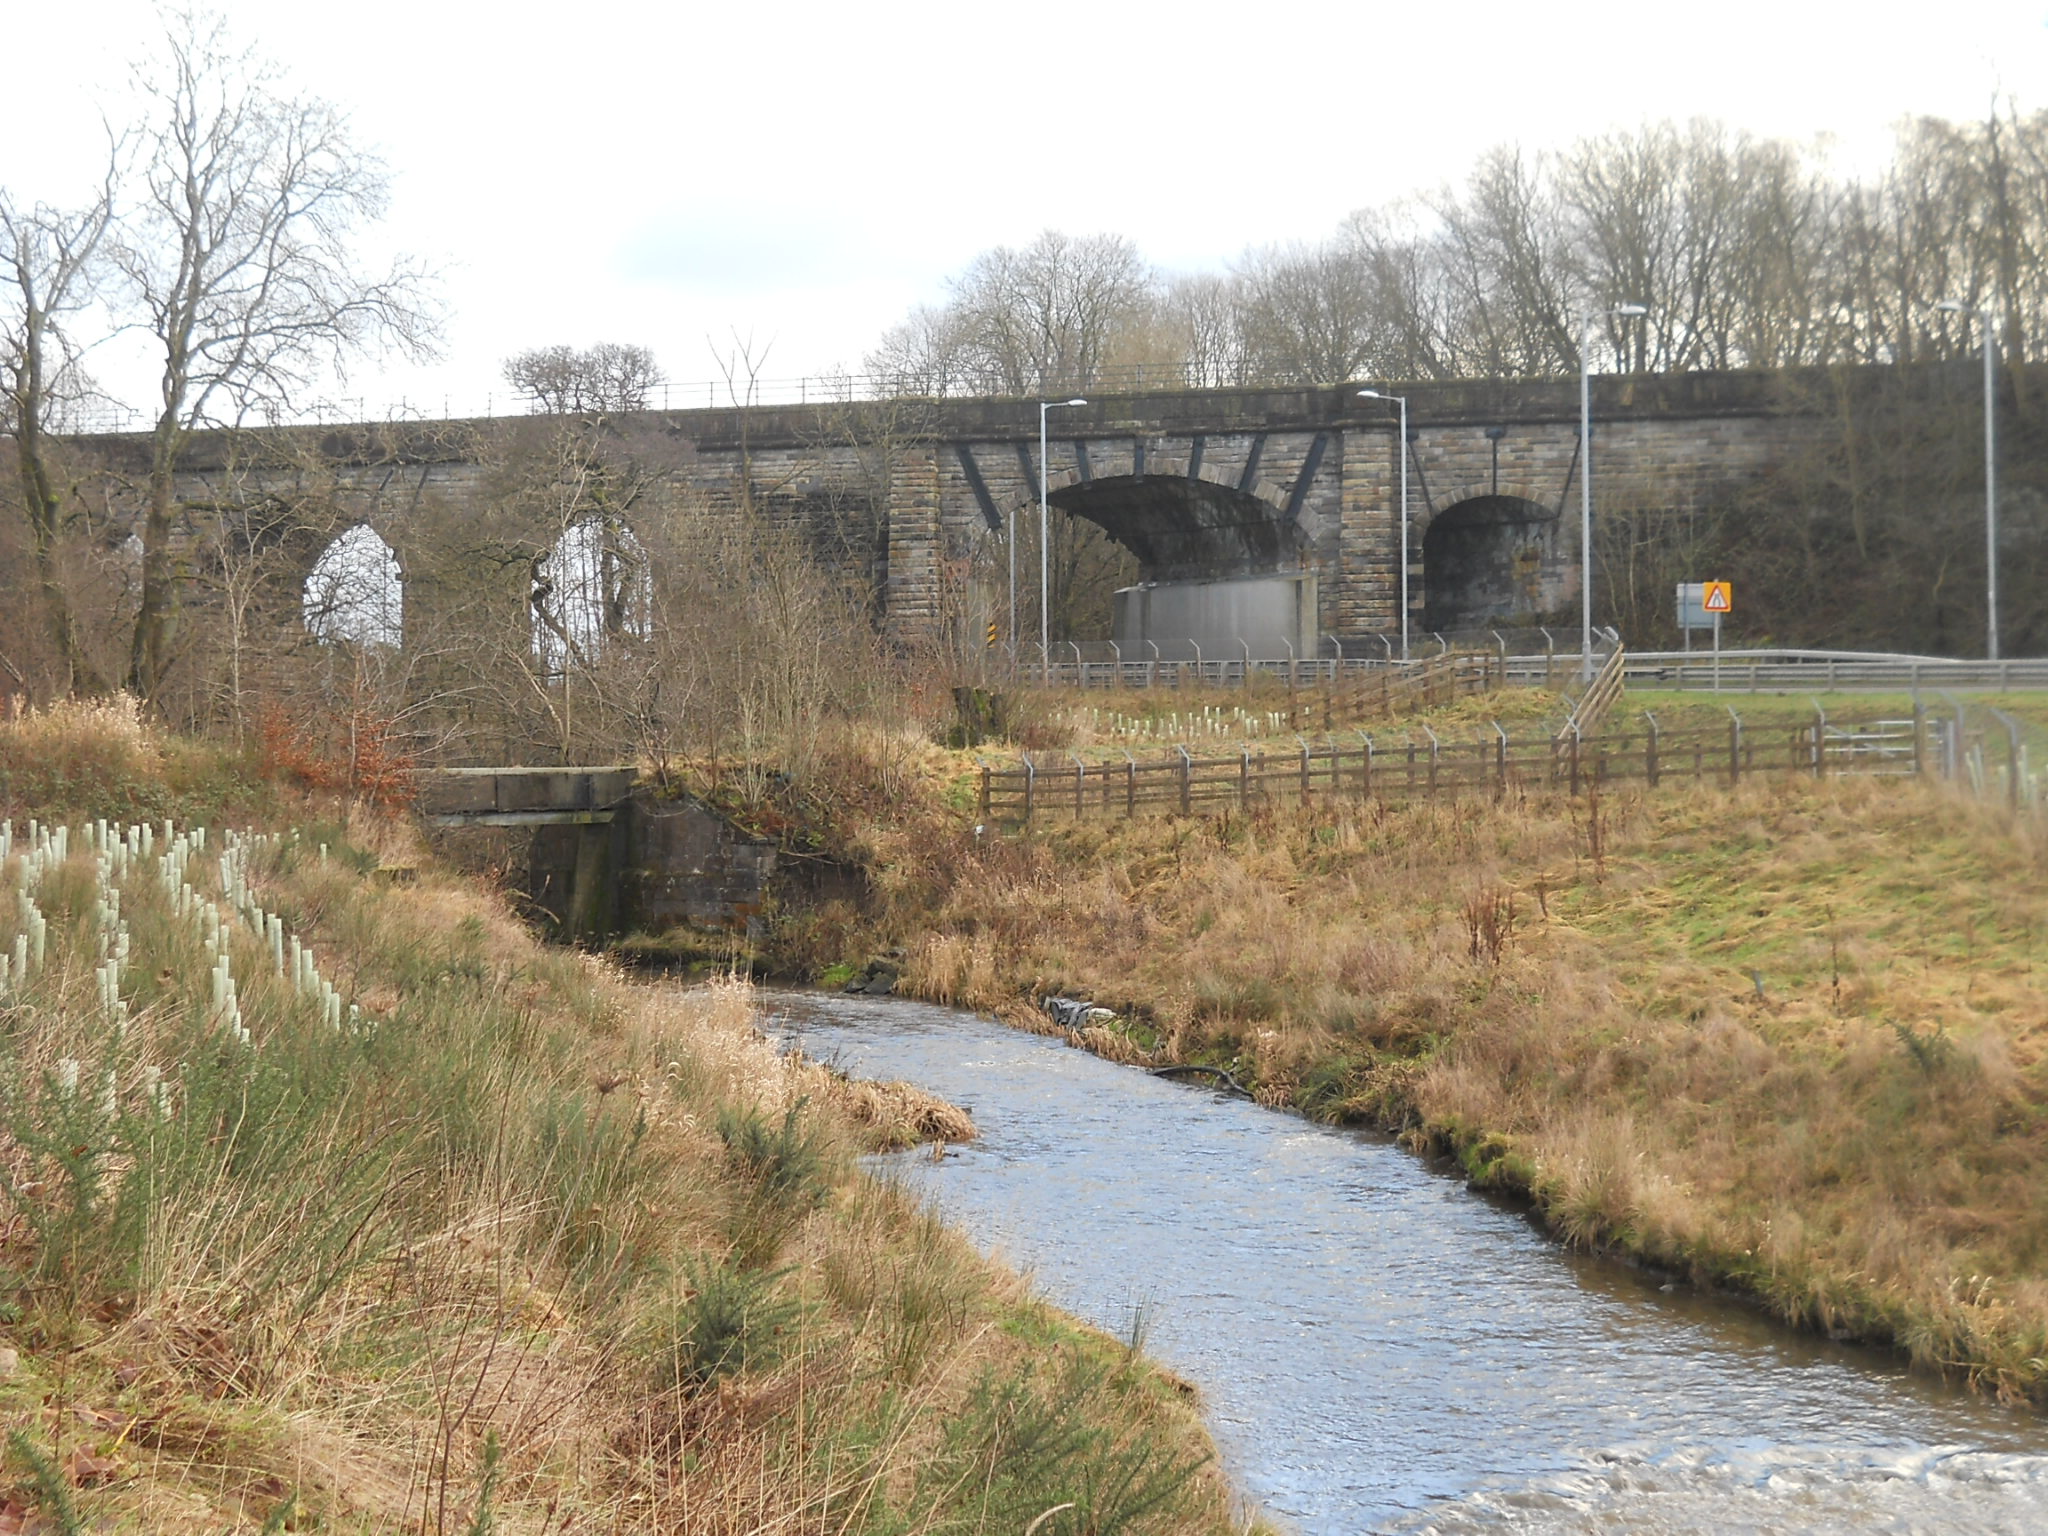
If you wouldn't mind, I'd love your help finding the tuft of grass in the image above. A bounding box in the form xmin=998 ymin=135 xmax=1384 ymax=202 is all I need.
xmin=0 ymin=695 xmax=271 ymax=827
xmin=908 ymin=1337 xmax=1215 ymax=1536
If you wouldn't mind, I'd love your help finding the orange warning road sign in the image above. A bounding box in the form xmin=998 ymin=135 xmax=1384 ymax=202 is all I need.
xmin=1703 ymin=581 xmax=1733 ymax=614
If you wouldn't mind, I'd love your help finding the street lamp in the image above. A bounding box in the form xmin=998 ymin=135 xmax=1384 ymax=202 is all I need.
xmin=1358 ymin=390 xmax=1410 ymax=660
xmin=1937 ymin=301 xmax=1999 ymax=660
xmin=1039 ymin=397 xmax=1086 ymax=678
xmin=1579 ymin=304 xmax=1648 ymax=681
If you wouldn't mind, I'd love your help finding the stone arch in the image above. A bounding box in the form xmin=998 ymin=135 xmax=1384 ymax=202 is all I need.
xmin=1421 ymin=494 xmax=1569 ymax=632
xmin=1041 ymin=474 xmax=1307 ymax=583
xmin=532 ymin=516 xmax=652 ymax=672
xmin=304 ymin=524 xmax=403 ymax=648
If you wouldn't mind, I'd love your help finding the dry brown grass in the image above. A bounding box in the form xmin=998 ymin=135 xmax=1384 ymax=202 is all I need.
xmin=0 ymin=705 xmax=1250 ymax=1534
xmin=852 ymin=747 xmax=2048 ymax=1403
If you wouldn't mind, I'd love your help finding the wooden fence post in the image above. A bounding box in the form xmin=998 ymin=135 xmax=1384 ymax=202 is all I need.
xmin=1299 ymin=737 xmax=1311 ymax=802
xmin=979 ymin=763 xmax=991 ymax=821
xmin=1240 ymin=746 xmax=1251 ymax=808
xmin=1124 ymin=750 xmax=1137 ymax=818
xmin=1644 ymin=712 xmax=1660 ymax=788
xmin=1727 ymin=710 xmax=1742 ymax=785
xmin=1022 ymin=754 xmax=1036 ymax=825
xmin=1179 ymin=746 xmax=1193 ymax=815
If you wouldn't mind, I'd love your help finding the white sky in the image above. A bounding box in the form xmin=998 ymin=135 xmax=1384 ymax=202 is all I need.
xmin=10 ymin=0 xmax=2046 ymax=419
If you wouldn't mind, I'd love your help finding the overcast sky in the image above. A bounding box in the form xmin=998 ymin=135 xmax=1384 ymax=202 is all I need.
xmin=11 ymin=0 xmax=2046 ymax=420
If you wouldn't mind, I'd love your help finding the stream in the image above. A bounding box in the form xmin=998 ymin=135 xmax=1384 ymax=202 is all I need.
xmin=760 ymin=989 xmax=2048 ymax=1534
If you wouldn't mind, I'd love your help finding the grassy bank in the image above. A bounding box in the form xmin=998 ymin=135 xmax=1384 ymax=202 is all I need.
xmin=817 ymin=697 xmax=2048 ymax=1405
xmin=0 ymin=700 xmax=1249 ymax=1534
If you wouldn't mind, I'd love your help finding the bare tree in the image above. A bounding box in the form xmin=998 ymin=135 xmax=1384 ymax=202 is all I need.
xmin=1338 ymin=207 xmax=1460 ymax=381
xmin=1 ymin=170 xmax=119 ymax=693
xmin=117 ymin=10 xmax=437 ymax=701
xmin=1429 ymin=146 xmax=1581 ymax=378
xmin=503 ymin=342 xmax=661 ymax=413
xmin=868 ymin=231 xmax=1156 ymax=394
xmin=1160 ymin=272 xmax=1246 ymax=387
xmin=866 ymin=304 xmax=969 ymax=393
xmin=1232 ymin=239 xmax=1387 ymax=384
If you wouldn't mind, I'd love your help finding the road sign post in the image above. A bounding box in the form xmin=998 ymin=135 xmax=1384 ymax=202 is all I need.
xmin=1702 ymin=582 xmax=1732 ymax=692
xmin=1677 ymin=582 xmax=1733 ymax=690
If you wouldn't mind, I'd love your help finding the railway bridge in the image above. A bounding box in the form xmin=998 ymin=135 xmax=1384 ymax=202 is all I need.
xmin=103 ymin=368 xmax=1853 ymax=659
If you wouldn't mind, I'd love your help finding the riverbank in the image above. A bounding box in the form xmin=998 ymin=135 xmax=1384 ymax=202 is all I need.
xmin=0 ymin=700 xmax=1250 ymax=1534
xmin=815 ymin=717 xmax=2048 ymax=1404
xmin=764 ymin=988 xmax=2048 ymax=1535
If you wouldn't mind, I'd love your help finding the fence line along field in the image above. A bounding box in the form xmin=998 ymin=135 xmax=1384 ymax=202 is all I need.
xmin=978 ymin=710 xmax=1973 ymax=826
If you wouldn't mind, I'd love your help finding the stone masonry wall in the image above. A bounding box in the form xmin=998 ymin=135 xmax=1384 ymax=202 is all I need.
xmin=76 ymin=368 xmax=1922 ymax=655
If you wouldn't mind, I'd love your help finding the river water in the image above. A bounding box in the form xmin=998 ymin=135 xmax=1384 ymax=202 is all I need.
xmin=760 ymin=990 xmax=2048 ymax=1534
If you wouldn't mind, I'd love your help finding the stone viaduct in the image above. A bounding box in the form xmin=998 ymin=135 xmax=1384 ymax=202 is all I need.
xmin=132 ymin=368 xmax=1848 ymax=656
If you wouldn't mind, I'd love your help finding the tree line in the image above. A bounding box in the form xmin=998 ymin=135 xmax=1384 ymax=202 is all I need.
xmin=867 ymin=112 xmax=2048 ymax=392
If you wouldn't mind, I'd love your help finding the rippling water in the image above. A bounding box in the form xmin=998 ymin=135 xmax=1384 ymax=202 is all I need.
xmin=760 ymin=990 xmax=2048 ymax=1534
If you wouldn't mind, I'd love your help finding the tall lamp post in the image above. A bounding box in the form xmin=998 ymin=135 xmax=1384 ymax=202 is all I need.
xmin=1358 ymin=389 xmax=1409 ymax=660
xmin=1937 ymin=301 xmax=1999 ymax=660
xmin=1579 ymin=303 xmax=1648 ymax=681
xmin=1039 ymin=397 xmax=1087 ymax=679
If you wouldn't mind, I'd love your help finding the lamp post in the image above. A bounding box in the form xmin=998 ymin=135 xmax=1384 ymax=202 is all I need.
xmin=1937 ymin=301 xmax=1999 ymax=660
xmin=1579 ymin=304 xmax=1648 ymax=681
xmin=1358 ymin=390 xmax=1409 ymax=660
xmin=1039 ymin=397 xmax=1086 ymax=679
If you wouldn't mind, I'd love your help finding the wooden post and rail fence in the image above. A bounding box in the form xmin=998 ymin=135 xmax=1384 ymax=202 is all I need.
xmin=974 ymin=701 xmax=2018 ymax=828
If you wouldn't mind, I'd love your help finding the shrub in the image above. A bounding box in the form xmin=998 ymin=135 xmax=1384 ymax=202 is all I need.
xmin=649 ymin=1259 xmax=804 ymax=1394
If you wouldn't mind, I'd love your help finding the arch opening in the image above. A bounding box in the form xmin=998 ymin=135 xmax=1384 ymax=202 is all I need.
xmin=1048 ymin=474 xmax=1308 ymax=582
xmin=532 ymin=517 xmax=651 ymax=672
xmin=1421 ymin=495 xmax=1568 ymax=632
xmin=1037 ymin=475 xmax=1315 ymax=656
xmin=304 ymin=524 xmax=402 ymax=649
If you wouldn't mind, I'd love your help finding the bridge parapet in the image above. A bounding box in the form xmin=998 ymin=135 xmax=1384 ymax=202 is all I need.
xmin=419 ymin=767 xmax=638 ymax=827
